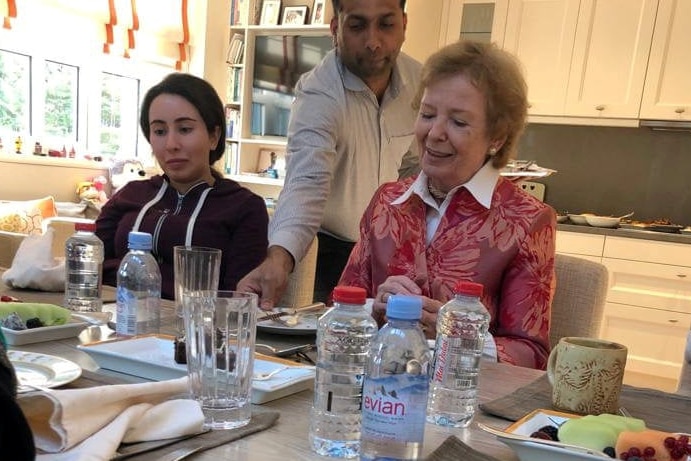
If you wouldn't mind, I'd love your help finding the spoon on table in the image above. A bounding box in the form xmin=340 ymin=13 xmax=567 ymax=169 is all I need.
xmin=252 ymin=365 xmax=314 ymax=381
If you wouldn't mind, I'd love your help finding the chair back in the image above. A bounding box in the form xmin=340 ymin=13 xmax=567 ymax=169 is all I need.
xmin=278 ymin=235 xmax=318 ymax=308
xmin=550 ymin=253 xmax=609 ymax=348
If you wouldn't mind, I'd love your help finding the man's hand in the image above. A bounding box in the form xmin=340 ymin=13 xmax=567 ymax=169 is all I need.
xmin=237 ymin=246 xmax=295 ymax=310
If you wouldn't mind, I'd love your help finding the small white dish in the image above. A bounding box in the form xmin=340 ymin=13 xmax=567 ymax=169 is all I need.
xmin=2 ymin=319 xmax=89 ymax=346
xmin=9 ymin=350 xmax=82 ymax=390
xmin=568 ymin=214 xmax=589 ymax=225
xmin=585 ymin=215 xmax=620 ymax=228
xmin=479 ymin=409 xmax=612 ymax=461
xmin=78 ymin=335 xmax=315 ymax=404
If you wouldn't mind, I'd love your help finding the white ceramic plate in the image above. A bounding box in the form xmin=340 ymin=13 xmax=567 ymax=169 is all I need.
xmin=9 ymin=350 xmax=82 ymax=390
xmin=481 ymin=409 xmax=610 ymax=461
xmin=78 ymin=335 xmax=315 ymax=404
xmin=2 ymin=320 xmax=89 ymax=346
xmin=257 ymin=310 xmax=319 ymax=335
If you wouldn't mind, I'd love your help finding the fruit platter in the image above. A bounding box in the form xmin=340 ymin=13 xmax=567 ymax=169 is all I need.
xmin=479 ymin=409 xmax=690 ymax=461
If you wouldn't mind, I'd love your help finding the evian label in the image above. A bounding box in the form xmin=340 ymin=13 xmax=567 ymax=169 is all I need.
xmin=361 ymin=374 xmax=428 ymax=442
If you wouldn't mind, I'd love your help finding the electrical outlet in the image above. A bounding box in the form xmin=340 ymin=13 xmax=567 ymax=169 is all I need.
xmin=519 ymin=181 xmax=545 ymax=201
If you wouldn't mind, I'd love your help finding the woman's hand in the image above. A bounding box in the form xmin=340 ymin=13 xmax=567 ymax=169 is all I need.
xmin=374 ymin=276 xmax=442 ymax=338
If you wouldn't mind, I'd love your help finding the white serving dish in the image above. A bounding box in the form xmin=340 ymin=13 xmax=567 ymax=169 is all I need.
xmin=480 ymin=409 xmax=612 ymax=461
xmin=78 ymin=335 xmax=315 ymax=404
xmin=585 ymin=215 xmax=620 ymax=228
xmin=567 ymin=214 xmax=589 ymax=225
xmin=2 ymin=319 xmax=88 ymax=346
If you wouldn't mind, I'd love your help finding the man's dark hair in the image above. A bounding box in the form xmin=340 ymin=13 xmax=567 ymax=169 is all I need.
xmin=331 ymin=0 xmax=406 ymax=13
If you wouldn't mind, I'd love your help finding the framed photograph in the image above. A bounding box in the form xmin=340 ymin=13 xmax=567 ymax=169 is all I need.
xmin=311 ymin=0 xmax=326 ymax=25
xmin=260 ymin=0 xmax=281 ymax=26
xmin=282 ymin=6 xmax=308 ymax=25
xmin=257 ymin=148 xmax=286 ymax=178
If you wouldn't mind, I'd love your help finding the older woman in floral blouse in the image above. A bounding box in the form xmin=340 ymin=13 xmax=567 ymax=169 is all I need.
xmin=338 ymin=40 xmax=556 ymax=370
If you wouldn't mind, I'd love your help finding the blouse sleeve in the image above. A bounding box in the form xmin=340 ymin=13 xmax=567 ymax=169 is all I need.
xmin=493 ymin=206 xmax=556 ymax=369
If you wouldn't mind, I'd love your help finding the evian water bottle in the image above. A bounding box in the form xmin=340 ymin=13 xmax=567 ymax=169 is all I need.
xmin=360 ymin=295 xmax=431 ymax=461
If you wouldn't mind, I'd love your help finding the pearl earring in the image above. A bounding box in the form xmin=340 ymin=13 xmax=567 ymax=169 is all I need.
xmin=489 ymin=147 xmax=498 ymax=155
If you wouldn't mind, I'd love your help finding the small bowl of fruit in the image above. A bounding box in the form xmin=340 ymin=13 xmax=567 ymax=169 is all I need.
xmin=479 ymin=409 xmax=690 ymax=461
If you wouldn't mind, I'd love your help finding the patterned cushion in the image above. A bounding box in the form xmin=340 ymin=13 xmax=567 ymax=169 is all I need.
xmin=0 ymin=197 xmax=58 ymax=235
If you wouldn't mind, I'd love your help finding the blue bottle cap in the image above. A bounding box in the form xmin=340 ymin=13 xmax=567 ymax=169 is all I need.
xmin=128 ymin=231 xmax=152 ymax=250
xmin=386 ymin=295 xmax=423 ymax=320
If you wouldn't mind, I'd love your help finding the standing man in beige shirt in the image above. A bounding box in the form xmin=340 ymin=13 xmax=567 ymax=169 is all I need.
xmin=238 ymin=0 xmax=421 ymax=307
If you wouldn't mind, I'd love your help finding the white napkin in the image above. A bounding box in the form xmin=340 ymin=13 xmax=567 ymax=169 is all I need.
xmin=17 ymin=377 xmax=204 ymax=461
xmin=2 ymin=227 xmax=65 ymax=291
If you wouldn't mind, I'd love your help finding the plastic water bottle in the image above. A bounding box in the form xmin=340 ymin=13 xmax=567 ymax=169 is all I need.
xmin=64 ymin=222 xmax=104 ymax=312
xmin=309 ymin=286 xmax=378 ymax=458
xmin=360 ymin=295 xmax=431 ymax=461
xmin=115 ymin=231 xmax=161 ymax=336
xmin=427 ymin=280 xmax=490 ymax=428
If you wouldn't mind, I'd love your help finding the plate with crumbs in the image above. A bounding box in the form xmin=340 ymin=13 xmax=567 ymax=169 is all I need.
xmin=78 ymin=334 xmax=315 ymax=404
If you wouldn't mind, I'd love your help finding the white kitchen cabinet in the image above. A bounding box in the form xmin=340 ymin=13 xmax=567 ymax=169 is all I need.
xmin=600 ymin=236 xmax=691 ymax=389
xmin=564 ymin=0 xmax=657 ymax=119
xmin=639 ymin=0 xmax=691 ymax=122
xmin=503 ymin=0 xmax=580 ymax=116
xmin=555 ymin=230 xmax=604 ymax=262
xmin=440 ymin=0 xmax=509 ymax=47
xmin=502 ymin=0 xmax=657 ymax=123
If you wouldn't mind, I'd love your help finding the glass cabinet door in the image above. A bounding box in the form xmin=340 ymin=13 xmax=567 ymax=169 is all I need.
xmin=441 ymin=0 xmax=509 ymax=46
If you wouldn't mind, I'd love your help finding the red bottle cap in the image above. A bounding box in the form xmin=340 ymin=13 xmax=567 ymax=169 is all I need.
xmin=453 ymin=280 xmax=483 ymax=297
xmin=332 ymin=286 xmax=367 ymax=305
xmin=75 ymin=222 xmax=96 ymax=232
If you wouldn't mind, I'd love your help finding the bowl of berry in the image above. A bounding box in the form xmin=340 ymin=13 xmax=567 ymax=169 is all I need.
xmin=479 ymin=409 xmax=690 ymax=461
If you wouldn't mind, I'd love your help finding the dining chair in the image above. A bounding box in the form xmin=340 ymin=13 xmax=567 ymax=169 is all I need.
xmin=278 ymin=235 xmax=318 ymax=308
xmin=549 ymin=253 xmax=609 ymax=348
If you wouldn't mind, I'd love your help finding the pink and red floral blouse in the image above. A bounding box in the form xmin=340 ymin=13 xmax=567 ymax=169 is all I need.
xmin=339 ymin=174 xmax=556 ymax=370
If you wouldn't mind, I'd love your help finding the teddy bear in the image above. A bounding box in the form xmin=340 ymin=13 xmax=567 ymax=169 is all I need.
xmin=109 ymin=159 xmax=148 ymax=192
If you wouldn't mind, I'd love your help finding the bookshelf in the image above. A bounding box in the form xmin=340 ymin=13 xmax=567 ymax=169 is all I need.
xmin=223 ymin=0 xmax=333 ymax=196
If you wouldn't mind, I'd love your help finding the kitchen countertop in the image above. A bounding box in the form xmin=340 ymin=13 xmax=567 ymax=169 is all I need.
xmin=557 ymin=223 xmax=691 ymax=245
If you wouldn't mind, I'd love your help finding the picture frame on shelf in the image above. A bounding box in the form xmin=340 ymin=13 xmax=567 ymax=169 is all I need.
xmin=257 ymin=148 xmax=286 ymax=178
xmin=282 ymin=6 xmax=308 ymax=25
xmin=311 ymin=0 xmax=326 ymax=24
xmin=260 ymin=0 xmax=281 ymax=26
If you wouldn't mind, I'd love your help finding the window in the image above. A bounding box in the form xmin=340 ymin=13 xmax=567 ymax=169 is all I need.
xmin=100 ymin=73 xmax=140 ymax=157
xmin=0 ymin=50 xmax=31 ymax=135
xmin=44 ymin=60 xmax=78 ymax=140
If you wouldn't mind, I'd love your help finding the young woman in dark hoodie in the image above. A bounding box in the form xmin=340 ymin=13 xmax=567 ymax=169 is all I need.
xmin=96 ymin=73 xmax=268 ymax=299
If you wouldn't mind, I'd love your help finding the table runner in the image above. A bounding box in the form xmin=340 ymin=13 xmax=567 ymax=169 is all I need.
xmin=61 ymin=370 xmax=280 ymax=460
xmin=425 ymin=435 xmax=501 ymax=461
xmin=479 ymin=374 xmax=691 ymax=432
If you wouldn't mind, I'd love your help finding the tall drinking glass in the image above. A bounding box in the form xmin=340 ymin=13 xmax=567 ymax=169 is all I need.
xmin=173 ymin=246 xmax=222 ymax=335
xmin=183 ymin=290 xmax=257 ymax=429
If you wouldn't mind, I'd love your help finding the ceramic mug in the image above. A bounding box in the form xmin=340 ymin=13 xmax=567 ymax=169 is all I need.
xmin=547 ymin=337 xmax=627 ymax=415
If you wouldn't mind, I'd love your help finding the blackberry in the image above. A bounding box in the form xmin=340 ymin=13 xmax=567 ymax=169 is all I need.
xmin=536 ymin=425 xmax=559 ymax=441
xmin=603 ymin=446 xmax=616 ymax=458
xmin=25 ymin=317 xmax=44 ymax=329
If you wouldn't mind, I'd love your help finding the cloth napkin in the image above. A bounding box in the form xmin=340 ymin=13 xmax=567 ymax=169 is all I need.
xmin=18 ymin=377 xmax=204 ymax=460
xmin=480 ymin=374 xmax=691 ymax=432
xmin=2 ymin=227 xmax=65 ymax=291
xmin=425 ymin=435 xmax=500 ymax=461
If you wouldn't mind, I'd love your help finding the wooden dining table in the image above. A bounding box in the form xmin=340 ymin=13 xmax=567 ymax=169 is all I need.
xmin=3 ymin=273 xmax=691 ymax=460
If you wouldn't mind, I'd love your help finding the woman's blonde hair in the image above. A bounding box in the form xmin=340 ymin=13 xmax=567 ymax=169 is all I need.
xmin=413 ymin=40 xmax=528 ymax=168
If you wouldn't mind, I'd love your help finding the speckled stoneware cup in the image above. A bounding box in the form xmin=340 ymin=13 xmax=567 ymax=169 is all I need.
xmin=547 ymin=337 xmax=628 ymax=415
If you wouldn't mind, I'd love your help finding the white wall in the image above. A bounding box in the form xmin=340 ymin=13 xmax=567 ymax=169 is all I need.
xmin=402 ymin=0 xmax=444 ymax=64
